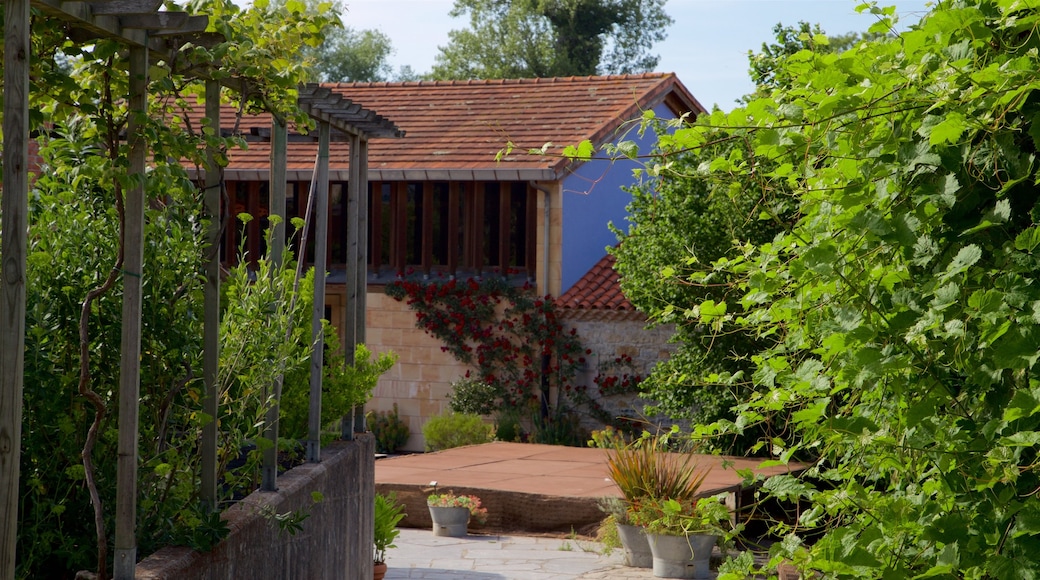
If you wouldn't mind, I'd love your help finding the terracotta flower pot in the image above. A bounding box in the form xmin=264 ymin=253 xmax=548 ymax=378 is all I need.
xmin=373 ymin=561 xmax=387 ymax=580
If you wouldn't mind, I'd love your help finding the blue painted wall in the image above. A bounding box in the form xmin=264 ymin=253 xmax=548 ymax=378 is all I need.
xmin=559 ymin=103 xmax=677 ymax=293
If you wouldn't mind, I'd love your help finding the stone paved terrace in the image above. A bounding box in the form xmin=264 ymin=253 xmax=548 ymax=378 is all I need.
xmin=383 ymin=527 xmax=651 ymax=579
xmin=382 ymin=526 xmax=785 ymax=579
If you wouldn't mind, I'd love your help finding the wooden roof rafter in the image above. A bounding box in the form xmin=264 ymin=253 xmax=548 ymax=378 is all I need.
xmin=297 ymin=83 xmax=404 ymax=140
xmin=33 ymin=0 xmax=211 ymax=51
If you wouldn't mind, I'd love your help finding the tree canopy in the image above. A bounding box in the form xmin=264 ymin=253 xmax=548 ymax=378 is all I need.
xmin=430 ymin=0 xmax=672 ymax=79
xmin=311 ymin=25 xmax=395 ymax=82
xmin=611 ymin=22 xmax=865 ymax=452
xmin=603 ymin=0 xmax=1040 ymax=576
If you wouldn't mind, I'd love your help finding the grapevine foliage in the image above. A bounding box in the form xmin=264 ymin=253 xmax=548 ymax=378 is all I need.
xmin=612 ymin=1 xmax=1040 ymax=577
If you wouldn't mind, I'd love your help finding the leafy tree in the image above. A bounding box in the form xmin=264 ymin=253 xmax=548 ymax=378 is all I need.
xmin=614 ymin=21 xmax=888 ymax=453
xmin=614 ymin=21 xmax=874 ymax=451
xmin=613 ymin=0 xmax=1040 ymax=576
xmin=746 ymin=21 xmax=885 ymax=102
xmin=610 ymin=134 xmax=787 ymax=453
xmin=268 ymin=0 xmax=400 ymax=83
xmin=431 ymin=0 xmax=672 ymax=79
xmin=311 ymin=25 xmax=395 ymax=82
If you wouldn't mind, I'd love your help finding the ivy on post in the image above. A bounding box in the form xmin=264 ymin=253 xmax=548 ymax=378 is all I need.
xmin=354 ymin=137 xmax=370 ymax=435
xmin=261 ymin=117 xmax=289 ymax=490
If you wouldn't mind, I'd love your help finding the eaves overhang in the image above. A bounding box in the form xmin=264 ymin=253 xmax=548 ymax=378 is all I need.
xmin=202 ymin=167 xmax=558 ymax=182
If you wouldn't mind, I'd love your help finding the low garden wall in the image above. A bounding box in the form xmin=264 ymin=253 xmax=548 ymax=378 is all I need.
xmin=137 ymin=435 xmax=375 ymax=580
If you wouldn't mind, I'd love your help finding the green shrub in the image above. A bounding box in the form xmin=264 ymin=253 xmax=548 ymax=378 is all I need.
xmin=281 ymin=342 xmax=398 ymax=440
xmin=494 ymin=409 xmax=524 ymax=442
xmin=530 ymin=406 xmax=588 ymax=447
xmin=374 ymin=493 xmax=405 ymax=563
xmin=447 ymin=376 xmax=499 ymax=415
xmin=422 ymin=412 xmax=492 ymax=451
xmin=367 ymin=404 xmax=411 ymax=454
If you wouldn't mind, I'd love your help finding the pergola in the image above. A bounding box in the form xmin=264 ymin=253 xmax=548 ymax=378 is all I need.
xmin=0 ymin=2 xmax=400 ymax=579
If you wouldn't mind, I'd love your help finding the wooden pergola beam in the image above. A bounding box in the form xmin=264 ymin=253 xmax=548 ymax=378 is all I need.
xmin=0 ymin=0 xmax=30 ymax=575
xmin=34 ymin=0 xmax=207 ymax=49
xmin=200 ymin=78 xmax=221 ymax=513
xmin=90 ymin=0 xmax=161 ymax=15
xmin=306 ymin=121 xmax=332 ymax=465
xmin=261 ymin=119 xmax=288 ymax=490
xmin=113 ymin=43 xmax=148 ymax=580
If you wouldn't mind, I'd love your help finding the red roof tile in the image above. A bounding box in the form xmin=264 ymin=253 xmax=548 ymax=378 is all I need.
xmin=557 ymin=252 xmax=633 ymax=312
xmin=180 ymin=74 xmax=704 ymax=180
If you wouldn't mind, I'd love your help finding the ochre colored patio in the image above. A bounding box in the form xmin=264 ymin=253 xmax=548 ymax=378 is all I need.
xmin=375 ymin=441 xmax=803 ymax=535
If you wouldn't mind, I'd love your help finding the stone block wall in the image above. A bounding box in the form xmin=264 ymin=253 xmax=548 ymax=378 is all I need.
xmin=364 ymin=288 xmax=680 ymax=450
xmin=366 ymin=291 xmax=470 ymax=451
xmin=562 ymin=312 xmax=678 ymax=430
xmin=136 ymin=436 xmax=375 ymax=580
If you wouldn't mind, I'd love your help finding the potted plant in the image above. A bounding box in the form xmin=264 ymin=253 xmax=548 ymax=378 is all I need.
xmin=631 ymin=495 xmax=731 ymax=579
xmin=598 ymin=427 xmax=709 ymax=569
xmin=374 ymin=492 xmax=406 ymax=580
xmin=426 ymin=487 xmax=488 ymax=537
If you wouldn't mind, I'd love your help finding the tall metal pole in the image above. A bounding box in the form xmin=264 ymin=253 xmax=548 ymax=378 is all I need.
xmin=261 ymin=119 xmax=288 ymax=491
xmin=200 ymin=79 xmax=221 ymax=512
xmin=114 ymin=43 xmax=148 ymax=580
xmin=0 ymin=0 xmax=30 ymax=572
xmin=307 ymin=121 xmax=331 ymax=463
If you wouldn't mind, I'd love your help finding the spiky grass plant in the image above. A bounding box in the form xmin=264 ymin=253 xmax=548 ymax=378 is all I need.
xmin=604 ymin=430 xmax=710 ymax=504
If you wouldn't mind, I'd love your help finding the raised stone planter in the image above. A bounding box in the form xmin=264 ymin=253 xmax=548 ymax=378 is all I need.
xmin=136 ymin=436 xmax=375 ymax=580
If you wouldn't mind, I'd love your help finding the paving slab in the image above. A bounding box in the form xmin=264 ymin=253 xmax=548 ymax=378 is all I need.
xmin=383 ymin=527 xmax=665 ymax=580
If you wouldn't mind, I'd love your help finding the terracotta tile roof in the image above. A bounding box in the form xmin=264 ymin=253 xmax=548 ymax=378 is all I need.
xmin=181 ymin=73 xmax=703 ymax=181
xmin=557 ymin=252 xmax=634 ymax=312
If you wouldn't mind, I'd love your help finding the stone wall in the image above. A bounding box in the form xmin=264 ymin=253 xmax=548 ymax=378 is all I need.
xmin=562 ymin=312 xmax=678 ymax=430
xmin=364 ymin=289 xmax=679 ymax=450
xmin=136 ymin=436 xmax=375 ymax=580
xmin=366 ymin=290 xmax=469 ymax=451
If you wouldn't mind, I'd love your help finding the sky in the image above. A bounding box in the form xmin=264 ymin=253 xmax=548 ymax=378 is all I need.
xmin=334 ymin=0 xmax=933 ymax=111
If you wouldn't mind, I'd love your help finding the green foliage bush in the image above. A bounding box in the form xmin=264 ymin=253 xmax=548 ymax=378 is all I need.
xmin=374 ymin=492 xmax=405 ymax=563
xmin=281 ymin=343 xmax=398 ymax=440
xmin=494 ymin=409 xmax=524 ymax=442
xmin=529 ymin=406 xmax=588 ymax=447
xmin=367 ymin=404 xmax=411 ymax=454
xmin=607 ymin=2 xmax=1040 ymax=577
xmin=447 ymin=376 xmax=499 ymax=416
xmin=422 ymin=412 xmax=492 ymax=452
xmin=12 ymin=2 xmax=350 ymax=577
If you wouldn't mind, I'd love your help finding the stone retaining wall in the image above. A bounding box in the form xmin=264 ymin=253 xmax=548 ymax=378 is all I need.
xmin=375 ymin=483 xmax=606 ymax=536
xmin=137 ymin=436 xmax=375 ymax=580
